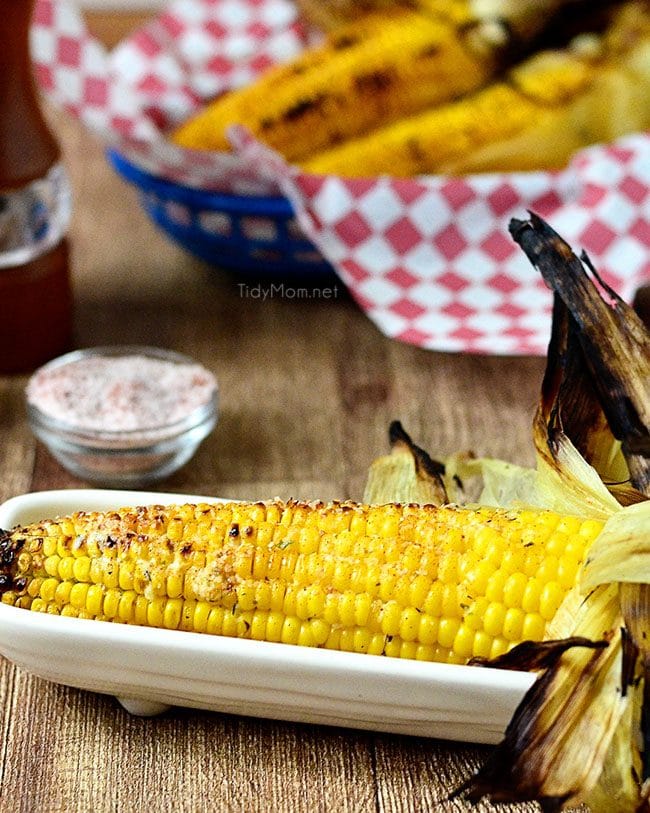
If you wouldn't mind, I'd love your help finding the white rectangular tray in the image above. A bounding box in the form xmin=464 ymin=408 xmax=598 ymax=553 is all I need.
xmin=0 ymin=489 xmax=534 ymax=743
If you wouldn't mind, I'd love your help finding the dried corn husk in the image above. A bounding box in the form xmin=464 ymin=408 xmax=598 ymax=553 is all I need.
xmin=363 ymin=421 xmax=449 ymax=505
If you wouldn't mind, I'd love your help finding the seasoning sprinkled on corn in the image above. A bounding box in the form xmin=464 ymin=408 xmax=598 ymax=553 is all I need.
xmin=0 ymin=501 xmax=603 ymax=664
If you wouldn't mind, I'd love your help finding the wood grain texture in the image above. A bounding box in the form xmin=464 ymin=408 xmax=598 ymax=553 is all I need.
xmin=0 ymin=109 xmax=561 ymax=812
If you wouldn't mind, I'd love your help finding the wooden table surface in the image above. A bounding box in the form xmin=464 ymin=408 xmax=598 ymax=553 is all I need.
xmin=0 ymin=15 xmax=584 ymax=811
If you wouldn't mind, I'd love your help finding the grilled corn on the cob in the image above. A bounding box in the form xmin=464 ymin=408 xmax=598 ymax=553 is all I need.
xmin=305 ymin=1 xmax=650 ymax=176
xmin=171 ymin=5 xmax=508 ymax=161
xmin=0 ymin=500 xmax=603 ymax=664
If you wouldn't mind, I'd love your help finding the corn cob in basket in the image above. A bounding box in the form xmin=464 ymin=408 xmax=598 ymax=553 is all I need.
xmin=172 ymin=2 xmax=511 ymax=161
xmin=172 ymin=0 xmax=647 ymax=176
xmin=305 ymin=1 xmax=650 ymax=176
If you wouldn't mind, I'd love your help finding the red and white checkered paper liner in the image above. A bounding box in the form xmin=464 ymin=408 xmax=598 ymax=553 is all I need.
xmin=32 ymin=0 xmax=650 ymax=355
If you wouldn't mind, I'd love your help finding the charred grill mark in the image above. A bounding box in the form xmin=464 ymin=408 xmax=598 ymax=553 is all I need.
xmin=354 ymin=70 xmax=395 ymax=94
xmin=0 ymin=548 xmax=15 ymax=566
xmin=620 ymin=625 xmax=640 ymax=697
xmin=418 ymin=43 xmax=440 ymax=59
xmin=0 ymin=530 xmax=17 ymax=594
xmin=331 ymin=33 xmax=359 ymax=50
xmin=283 ymin=94 xmax=327 ymax=123
xmin=229 ymin=524 xmax=240 ymax=538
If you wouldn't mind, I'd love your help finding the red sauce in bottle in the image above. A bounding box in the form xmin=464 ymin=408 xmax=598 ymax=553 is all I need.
xmin=0 ymin=0 xmax=73 ymax=374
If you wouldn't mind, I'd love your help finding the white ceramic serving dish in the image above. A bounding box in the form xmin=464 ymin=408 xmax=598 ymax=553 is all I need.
xmin=0 ymin=489 xmax=535 ymax=743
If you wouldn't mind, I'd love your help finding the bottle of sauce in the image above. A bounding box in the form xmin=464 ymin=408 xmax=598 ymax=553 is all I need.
xmin=0 ymin=0 xmax=73 ymax=374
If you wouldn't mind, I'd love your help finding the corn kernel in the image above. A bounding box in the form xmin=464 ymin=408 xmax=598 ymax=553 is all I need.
xmin=44 ymin=555 xmax=60 ymax=578
xmin=147 ymin=597 xmax=165 ymax=627
xmin=503 ymin=607 xmax=525 ymax=641
xmin=503 ymin=572 xmax=527 ymax=608
xmin=54 ymin=581 xmax=72 ymax=606
xmin=399 ymin=641 xmax=418 ymax=660
xmin=167 ymin=572 xmax=184 ymax=600
xmin=418 ymin=614 xmax=439 ymax=645
xmin=40 ymin=577 xmax=59 ymax=602
xmin=540 ymin=581 xmax=564 ymax=620
xmin=579 ymin=519 xmax=603 ymax=541
xmin=399 ymin=607 xmax=421 ymax=642
xmin=163 ymin=598 xmax=183 ymax=630
xmin=438 ymin=618 xmax=461 ymax=649
xmin=558 ymin=555 xmax=579 ymax=589
xmin=367 ymin=633 xmax=386 ymax=655
xmin=265 ymin=610 xmax=284 ymax=642
xmin=500 ymin=548 xmax=524 ymax=575
xmin=464 ymin=597 xmax=489 ymax=631
xmin=86 ymin=584 xmax=105 ymax=616
xmin=438 ymin=552 xmax=459 ymax=584
xmin=522 ymin=612 xmax=546 ymax=641
xmin=536 ymin=556 xmax=559 ymax=583
xmin=442 ymin=584 xmax=462 ymax=618
xmin=72 ymin=557 xmax=91 ymax=583
xmin=490 ymin=636 xmax=509 ymax=659
xmin=453 ymin=624 xmax=475 ymax=659
xmin=339 ymin=591 xmax=357 ymax=626
xmin=309 ymin=618 xmax=330 ymax=645
xmin=69 ymin=582 xmax=89 ymax=610
xmin=483 ymin=602 xmax=506 ymax=638
xmin=193 ymin=601 xmax=211 ymax=633
xmin=118 ymin=591 xmax=136 ymax=622
xmin=472 ymin=630 xmax=492 ymax=659
xmin=485 ymin=569 xmax=506 ymax=603
xmin=381 ymin=601 xmax=402 ymax=636
xmin=556 ymin=516 xmax=582 ymax=535
xmin=61 ymin=605 xmax=78 ymax=618
xmin=384 ymin=636 xmax=402 ymax=658
xmin=423 ymin=582 xmax=443 ymax=616
xmin=521 ymin=578 xmax=541 ymax=613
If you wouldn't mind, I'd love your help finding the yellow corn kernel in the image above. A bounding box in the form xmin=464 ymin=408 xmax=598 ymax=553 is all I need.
xmin=503 ymin=607 xmax=525 ymax=641
xmin=472 ymin=630 xmax=493 ymax=659
xmin=540 ymin=581 xmax=565 ymax=620
xmin=118 ymin=591 xmax=136 ymax=622
xmin=69 ymin=582 xmax=89 ymax=610
xmin=503 ymin=572 xmax=528 ymax=608
xmin=484 ymin=602 xmax=506 ymax=638
xmin=72 ymin=557 xmax=91 ymax=584
xmin=438 ymin=617 xmax=461 ymax=650
xmin=522 ymin=612 xmax=546 ymax=642
xmin=86 ymin=583 xmax=105 ymax=616
xmin=453 ymin=624 xmax=475 ymax=659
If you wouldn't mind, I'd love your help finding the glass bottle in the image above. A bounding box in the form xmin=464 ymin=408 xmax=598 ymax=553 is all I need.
xmin=0 ymin=0 xmax=73 ymax=374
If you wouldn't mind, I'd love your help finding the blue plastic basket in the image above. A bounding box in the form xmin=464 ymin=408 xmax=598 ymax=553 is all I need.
xmin=107 ymin=149 xmax=335 ymax=277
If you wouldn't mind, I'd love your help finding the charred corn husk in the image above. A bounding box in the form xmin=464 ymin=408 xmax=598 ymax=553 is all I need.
xmin=456 ymin=214 xmax=650 ymax=812
xmin=171 ymin=5 xmax=509 ymax=161
xmin=0 ymin=501 xmax=603 ymax=664
xmin=305 ymin=1 xmax=650 ymax=176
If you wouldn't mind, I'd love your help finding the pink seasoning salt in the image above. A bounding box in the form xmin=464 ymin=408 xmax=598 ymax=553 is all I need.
xmin=27 ymin=354 xmax=217 ymax=434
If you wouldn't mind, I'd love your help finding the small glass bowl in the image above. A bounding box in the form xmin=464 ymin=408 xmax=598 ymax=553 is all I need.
xmin=26 ymin=346 xmax=218 ymax=488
